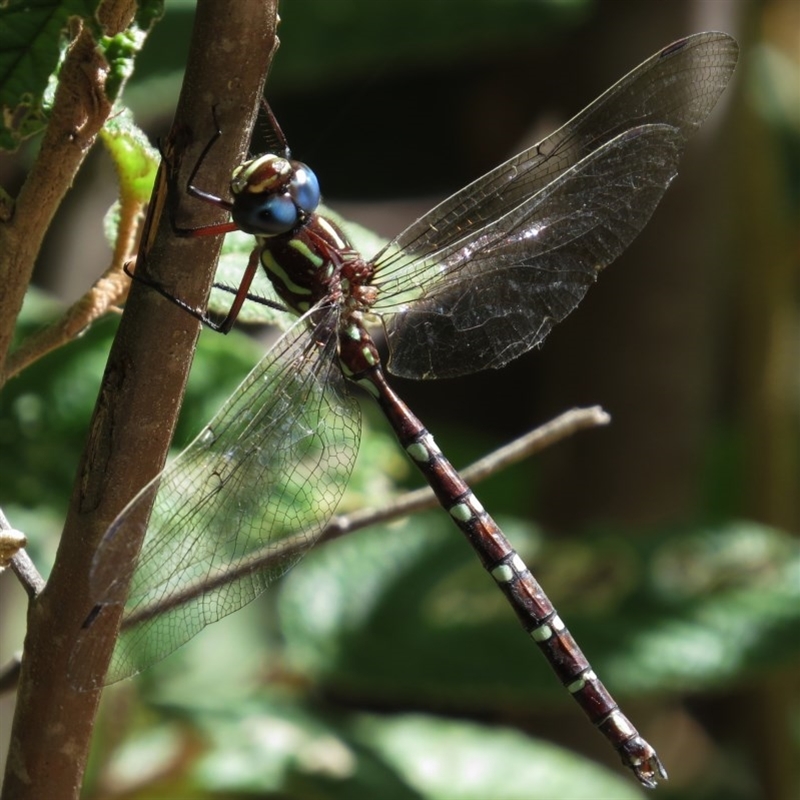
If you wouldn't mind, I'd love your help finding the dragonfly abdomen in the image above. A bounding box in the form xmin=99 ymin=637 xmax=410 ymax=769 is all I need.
xmin=353 ymin=358 xmax=665 ymax=787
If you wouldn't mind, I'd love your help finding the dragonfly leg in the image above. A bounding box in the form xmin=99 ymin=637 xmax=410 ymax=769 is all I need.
xmin=124 ymin=246 xmax=267 ymax=334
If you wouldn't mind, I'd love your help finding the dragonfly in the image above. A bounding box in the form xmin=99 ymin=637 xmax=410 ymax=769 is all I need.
xmin=73 ymin=32 xmax=738 ymax=787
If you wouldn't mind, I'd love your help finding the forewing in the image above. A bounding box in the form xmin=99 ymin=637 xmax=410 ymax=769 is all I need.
xmin=370 ymin=33 xmax=737 ymax=378
xmin=71 ymin=305 xmax=359 ymax=688
xmin=384 ymin=125 xmax=683 ymax=378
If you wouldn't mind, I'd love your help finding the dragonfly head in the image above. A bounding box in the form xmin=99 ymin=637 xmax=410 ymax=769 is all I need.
xmin=230 ymin=153 xmax=320 ymax=236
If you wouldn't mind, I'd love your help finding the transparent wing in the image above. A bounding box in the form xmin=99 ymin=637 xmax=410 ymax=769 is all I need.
xmin=70 ymin=304 xmax=359 ymax=688
xmin=382 ymin=124 xmax=682 ymax=378
xmin=370 ymin=32 xmax=738 ymax=378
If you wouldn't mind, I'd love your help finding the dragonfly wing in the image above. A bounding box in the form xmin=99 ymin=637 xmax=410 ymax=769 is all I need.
xmin=381 ymin=124 xmax=684 ymax=378
xmin=71 ymin=304 xmax=360 ymax=688
xmin=370 ymin=33 xmax=737 ymax=378
xmin=371 ymin=33 xmax=736 ymax=283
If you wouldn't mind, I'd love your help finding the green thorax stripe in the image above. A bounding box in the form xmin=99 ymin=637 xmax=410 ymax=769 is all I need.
xmin=260 ymin=248 xmax=314 ymax=297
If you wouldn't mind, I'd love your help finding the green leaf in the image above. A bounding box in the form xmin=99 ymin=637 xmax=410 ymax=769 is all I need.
xmin=349 ymin=714 xmax=643 ymax=800
xmin=192 ymin=698 xmax=357 ymax=795
xmin=0 ymin=288 xmax=119 ymax=519
xmin=93 ymin=723 xmax=186 ymax=796
xmin=0 ymin=0 xmax=164 ymax=150
xmin=631 ymin=521 xmax=800 ymax=691
xmin=99 ymin=26 xmax=147 ymax=105
xmin=99 ymin=110 xmax=159 ymax=252
xmin=98 ymin=1 xmax=164 ymax=103
xmin=279 ymin=517 xmax=800 ymax=707
xmin=0 ymin=0 xmax=102 ymax=149
xmin=188 ymin=701 xmax=640 ymax=799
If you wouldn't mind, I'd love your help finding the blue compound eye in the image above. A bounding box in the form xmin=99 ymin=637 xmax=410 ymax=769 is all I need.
xmin=257 ymin=195 xmax=299 ymax=233
xmin=231 ymin=156 xmax=320 ymax=235
xmin=235 ymin=193 xmax=298 ymax=235
xmin=289 ymin=164 xmax=320 ymax=215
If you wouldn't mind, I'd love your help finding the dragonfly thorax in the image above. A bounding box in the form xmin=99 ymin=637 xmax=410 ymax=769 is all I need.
xmin=230 ymin=153 xmax=320 ymax=236
xmin=259 ymin=214 xmax=373 ymax=317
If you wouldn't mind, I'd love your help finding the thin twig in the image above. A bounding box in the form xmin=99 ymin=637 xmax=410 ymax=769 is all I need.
xmin=0 ymin=507 xmax=45 ymax=599
xmin=463 ymin=406 xmax=610 ymax=484
xmin=330 ymin=406 xmax=611 ymax=534
xmin=5 ymin=263 xmax=130 ymax=379
xmin=4 ymin=198 xmax=145 ymax=379
xmin=0 ymin=20 xmax=114 ymax=382
xmin=8 ymin=552 xmax=46 ymax=600
xmin=122 ymin=406 xmax=610 ymax=630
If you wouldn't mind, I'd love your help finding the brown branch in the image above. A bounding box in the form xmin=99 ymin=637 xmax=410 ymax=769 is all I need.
xmin=0 ymin=17 xmax=114 ymax=382
xmin=8 ymin=551 xmax=45 ymax=601
xmin=0 ymin=0 xmax=145 ymax=383
xmin=4 ymin=181 xmax=147 ymax=379
xmin=0 ymin=507 xmax=43 ymax=599
xmin=4 ymin=252 xmax=134 ymax=380
xmin=0 ymin=3 xmax=280 ymax=799
xmin=328 ymin=406 xmax=611 ymax=539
